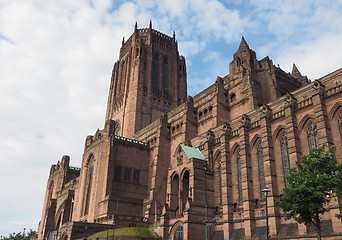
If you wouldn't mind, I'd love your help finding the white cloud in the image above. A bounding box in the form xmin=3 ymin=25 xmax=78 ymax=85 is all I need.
xmin=276 ymin=32 xmax=342 ymax=80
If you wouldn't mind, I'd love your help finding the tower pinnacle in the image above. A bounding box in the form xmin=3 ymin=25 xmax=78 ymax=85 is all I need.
xmin=291 ymin=63 xmax=302 ymax=78
xmin=239 ymin=36 xmax=250 ymax=50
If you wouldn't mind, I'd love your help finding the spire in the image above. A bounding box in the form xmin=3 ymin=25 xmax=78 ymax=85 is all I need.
xmin=239 ymin=36 xmax=250 ymax=50
xmin=149 ymin=20 xmax=152 ymax=29
xmin=291 ymin=63 xmax=302 ymax=78
xmin=121 ymin=37 xmax=125 ymax=48
xmin=173 ymin=31 xmax=176 ymax=41
xmin=134 ymin=21 xmax=138 ymax=32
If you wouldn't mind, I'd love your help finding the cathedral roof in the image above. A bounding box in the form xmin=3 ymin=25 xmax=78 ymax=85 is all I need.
xmin=180 ymin=145 xmax=205 ymax=160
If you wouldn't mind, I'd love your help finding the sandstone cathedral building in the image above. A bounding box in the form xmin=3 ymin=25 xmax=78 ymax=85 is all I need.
xmin=38 ymin=23 xmax=342 ymax=240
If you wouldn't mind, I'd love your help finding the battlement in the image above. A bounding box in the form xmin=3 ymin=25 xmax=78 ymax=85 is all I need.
xmin=121 ymin=25 xmax=176 ymax=53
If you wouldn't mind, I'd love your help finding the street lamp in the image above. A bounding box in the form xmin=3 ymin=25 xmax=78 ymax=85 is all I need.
xmin=261 ymin=188 xmax=271 ymax=240
xmin=204 ymin=205 xmax=216 ymax=240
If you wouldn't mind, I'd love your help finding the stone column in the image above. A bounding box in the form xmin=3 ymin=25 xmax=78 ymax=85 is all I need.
xmin=238 ymin=115 xmax=255 ymax=238
xmin=259 ymin=105 xmax=280 ymax=236
xmin=312 ymin=80 xmax=333 ymax=145
xmin=312 ymin=81 xmax=342 ymax=232
xmin=283 ymin=94 xmax=307 ymax=234
xmin=220 ymin=123 xmax=233 ymax=239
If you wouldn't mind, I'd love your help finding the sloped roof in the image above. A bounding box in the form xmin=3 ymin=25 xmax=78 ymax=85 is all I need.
xmin=180 ymin=145 xmax=205 ymax=160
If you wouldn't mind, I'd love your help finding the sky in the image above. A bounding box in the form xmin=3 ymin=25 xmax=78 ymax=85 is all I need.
xmin=1 ymin=0 xmax=342 ymax=236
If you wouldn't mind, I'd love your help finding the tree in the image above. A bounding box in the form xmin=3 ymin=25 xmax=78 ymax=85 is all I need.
xmin=1 ymin=229 xmax=37 ymax=240
xmin=277 ymin=144 xmax=342 ymax=240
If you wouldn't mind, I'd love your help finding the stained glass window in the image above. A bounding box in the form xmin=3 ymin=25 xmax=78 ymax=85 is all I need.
xmin=218 ymin=159 xmax=222 ymax=206
xmin=257 ymin=143 xmax=266 ymax=198
xmin=339 ymin=113 xmax=342 ymax=140
xmin=174 ymin=226 xmax=183 ymax=240
xmin=308 ymin=122 xmax=319 ymax=149
xmin=152 ymin=54 xmax=159 ymax=86
xmin=84 ymin=156 xmax=95 ymax=215
xmin=237 ymin=150 xmax=242 ymax=202
xmin=162 ymin=57 xmax=168 ymax=90
xmin=281 ymin=133 xmax=290 ymax=187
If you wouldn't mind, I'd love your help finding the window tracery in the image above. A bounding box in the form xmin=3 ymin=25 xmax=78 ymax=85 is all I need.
xmin=84 ymin=156 xmax=95 ymax=215
xmin=174 ymin=226 xmax=183 ymax=240
xmin=162 ymin=57 xmax=168 ymax=90
xmin=237 ymin=150 xmax=242 ymax=202
xmin=338 ymin=113 xmax=342 ymax=140
xmin=257 ymin=142 xmax=266 ymax=198
xmin=307 ymin=122 xmax=319 ymax=149
xmin=281 ymin=133 xmax=290 ymax=187
xmin=152 ymin=53 xmax=159 ymax=86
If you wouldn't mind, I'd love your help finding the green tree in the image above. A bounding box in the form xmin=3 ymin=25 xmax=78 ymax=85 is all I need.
xmin=277 ymin=144 xmax=342 ymax=240
xmin=1 ymin=229 xmax=36 ymax=240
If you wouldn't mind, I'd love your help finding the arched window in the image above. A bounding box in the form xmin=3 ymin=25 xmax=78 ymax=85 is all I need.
xmin=257 ymin=142 xmax=266 ymax=198
xmin=48 ymin=181 xmax=54 ymax=201
xmin=174 ymin=226 xmax=183 ymax=240
xmin=308 ymin=122 xmax=319 ymax=149
xmin=120 ymin=61 xmax=126 ymax=93
xmin=115 ymin=122 xmax=121 ymax=136
xmin=182 ymin=171 xmax=189 ymax=212
xmin=162 ymin=57 xmax=168 ymax=90
xmin=237 ymin=149 xmax=242 ymax=202
xmin=218 ymin=159 xmax=222 ymax=206
xmin=214 ymin=153 xmax=223 ymax=206
xmin=338 ymin=113 xmax=342 ymax=140
xmin=171 ymin=174 xmax=179 ymax=213
xmin=152 ymin=53 xmax=159 ymax=86
xmin=84 ymin=156 xmax=95 ymax=215
xmin=230 ymin=93 xmax=236 ymax=103
xmin=281 ymin=133 xmax=290 ymax=187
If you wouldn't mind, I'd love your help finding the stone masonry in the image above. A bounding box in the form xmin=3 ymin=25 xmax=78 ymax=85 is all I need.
xmin=38 ymin=23 xmax=342 ymax=240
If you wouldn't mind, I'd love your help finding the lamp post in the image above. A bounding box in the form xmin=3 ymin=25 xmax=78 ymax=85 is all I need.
xmin=261 ymin=188 xmax=271 ymax=240
xmin=204 ymin=205 xmax=216 ymax=240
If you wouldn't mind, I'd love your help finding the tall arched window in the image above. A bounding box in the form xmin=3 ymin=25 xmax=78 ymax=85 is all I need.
xmin=182 ymin=171 xmax=189 ymax=212
xmin=338 ymin=113 xmax=342 ymax=140
xmin=152 ymin=53 xmax=159 ymax=86
xmin=237 ymin=149 xmax=242 ymax=202
xmin=115 ymin=122 xmax=121 ymax=136
xmin=218 ymin=160 xmax=222 ymax=206
xmin=308 ymin=122 xmax=319 ymax=149
xmin=170 ymin=174 xmax=179 ymax=213
xmin=257 ymin=142 xmax=266 ymax=198
xmin=84 ymin=156 xmax=95 ymax=215
xmin=214 ymin=153 xmax=223 ymax=206
xmin=119 ymin=61 xmax=126 ymax=93
xmin=174 ymin=226 xmax=183 ymax=240
xmin=162 ymin=57 xmax=168 ymax=90
xmin=281 ymin=133 xmax=290 ymax=187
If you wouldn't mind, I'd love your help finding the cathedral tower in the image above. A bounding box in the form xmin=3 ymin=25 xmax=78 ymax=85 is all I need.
xmin=105 ymin=22 xmax=187 ymax=138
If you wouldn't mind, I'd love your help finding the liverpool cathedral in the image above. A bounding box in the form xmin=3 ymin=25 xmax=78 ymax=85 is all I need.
xmin=38 ymin=23 xmax=342 ymax=240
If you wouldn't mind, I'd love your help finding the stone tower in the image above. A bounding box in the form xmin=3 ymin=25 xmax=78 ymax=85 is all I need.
xmin=105 ymin=22 xmax=187 ymax=138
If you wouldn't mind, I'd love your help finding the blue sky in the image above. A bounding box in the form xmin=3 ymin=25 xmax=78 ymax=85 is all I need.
xmin=1 ymin=0 xmax=342 ymax=236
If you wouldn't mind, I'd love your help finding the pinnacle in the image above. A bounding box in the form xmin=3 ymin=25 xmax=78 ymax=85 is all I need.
xmin=239 ymin=36 xmax=250 ymax=50
xmin=291 ymin=63 xmax=302 ymax=78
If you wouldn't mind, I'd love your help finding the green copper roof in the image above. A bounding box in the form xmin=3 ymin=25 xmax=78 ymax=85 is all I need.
xmin=180 ymin=145 xmax=205 ymax=160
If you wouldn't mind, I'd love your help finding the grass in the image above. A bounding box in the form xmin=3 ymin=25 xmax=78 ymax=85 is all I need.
xmin=90 ymin=227 xmax=158 ymax=238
